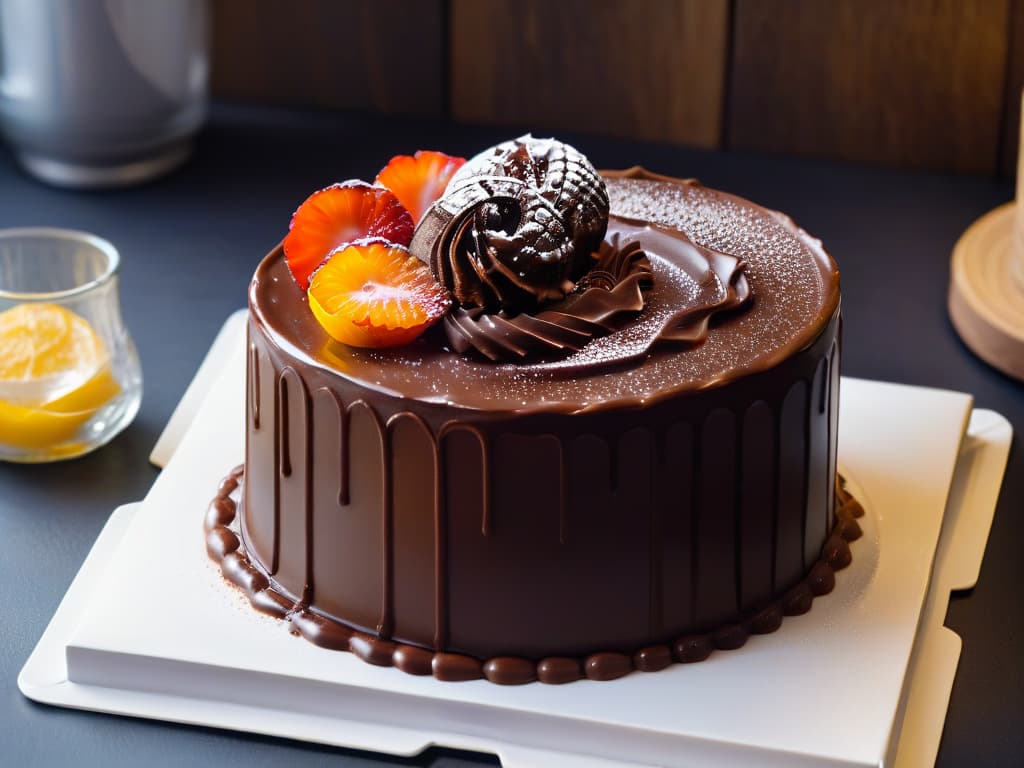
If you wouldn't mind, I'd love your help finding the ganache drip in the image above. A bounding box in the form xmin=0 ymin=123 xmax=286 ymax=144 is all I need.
xmin=410 ymin=135 xmax=609 ymax=311
xmin=444 ymin=236 xmax=653 ymax=362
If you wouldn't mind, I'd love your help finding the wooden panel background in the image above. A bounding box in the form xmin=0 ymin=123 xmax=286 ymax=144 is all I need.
xmin=210 ymin=0 xmax=443 ymax=115
xmin=450 ymin=0 xmax=730 ymax=148
xmin=210 ymin=0 xmax=1024 ymax=177
xmin=729 ymin=0 xmax=1011 ymax=174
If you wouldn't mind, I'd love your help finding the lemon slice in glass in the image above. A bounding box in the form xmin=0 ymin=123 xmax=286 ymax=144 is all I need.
xmin=0 ymin=303 xmax=120 ymax=451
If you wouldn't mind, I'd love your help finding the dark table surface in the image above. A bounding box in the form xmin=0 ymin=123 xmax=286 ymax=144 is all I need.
xmin=0 ymin=103 xmax=1019 ymax=767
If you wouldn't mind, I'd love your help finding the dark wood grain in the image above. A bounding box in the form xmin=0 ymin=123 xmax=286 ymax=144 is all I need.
xmin=210 ymin=0 xmax=443 ymax=115
xmin=450 ymin=0 xmax=730 ymax=148
xmin=206 ymin=1 xmax=1017 ymax=175
xmin=1002 ymin=0 xmax=1024 ymax=177
xmin=729 ymin=0 xmax=1011 ymax=173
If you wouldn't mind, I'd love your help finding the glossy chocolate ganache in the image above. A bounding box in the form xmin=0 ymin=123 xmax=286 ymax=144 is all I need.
xmin=209 ymin=138 xmax=854 ymax=684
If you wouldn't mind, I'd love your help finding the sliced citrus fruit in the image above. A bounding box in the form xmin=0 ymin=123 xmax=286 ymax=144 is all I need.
xmin=283 ymin=181 xmax=415 ymax=290
xmin=375 ymin=151 xmax=466 ymax=224
xmin=308 ymin=240 xmax=452 ymax=349
xmin=0 ymin=303 xmax=110 ymax=402
xmin=45 ymin=365 xmax=121 ymax=413
xmin=0 ymin=399 xmax=97 ymax=451
xmin=0 ymin=302 xmax=106 ymax=377
xmin=0 ymin=303 xmax=119 ymax=452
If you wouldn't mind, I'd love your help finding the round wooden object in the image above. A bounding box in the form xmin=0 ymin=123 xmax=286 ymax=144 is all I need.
xmin=948 ymin=202 xmax=1024 ymax=382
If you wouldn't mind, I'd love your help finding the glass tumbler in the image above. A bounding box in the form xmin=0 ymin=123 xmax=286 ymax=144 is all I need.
xmin=0 ymin=228 xmax=142 ymax=461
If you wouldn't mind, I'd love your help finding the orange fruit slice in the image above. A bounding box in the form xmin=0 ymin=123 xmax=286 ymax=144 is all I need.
xmin=45 ymin=365 xmax=121 ymax=413
xmin=308 ymin=241 xmax=451 ymax=349
xmin=0 ymin=399 xmax=97 ymax=451
xmin=0 ymin=303 xmax=119 ymax=452
xmin=0 ymin=303 xmax=107 ymax=394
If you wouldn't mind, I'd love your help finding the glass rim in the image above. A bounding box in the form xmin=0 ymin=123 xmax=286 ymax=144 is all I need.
xmin=0 ymin=227 xmax=120 ymax=301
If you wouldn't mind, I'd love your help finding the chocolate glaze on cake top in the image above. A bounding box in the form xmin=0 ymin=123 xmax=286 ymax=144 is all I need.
xmin=252 ymin=168 xmax=839 ymax=414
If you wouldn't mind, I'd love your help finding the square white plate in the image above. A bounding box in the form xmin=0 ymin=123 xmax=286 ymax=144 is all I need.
xmin=19 ymin=312 xmax=1012 ymax=768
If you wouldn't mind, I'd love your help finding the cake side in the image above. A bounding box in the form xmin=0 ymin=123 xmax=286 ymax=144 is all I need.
xmin=242 ymin=297 xmax=841 ymax=660
xmin=209 ymin=465 xmax=863 ymax=683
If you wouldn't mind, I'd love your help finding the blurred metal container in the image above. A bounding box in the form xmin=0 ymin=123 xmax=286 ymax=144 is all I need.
xmin=0 ymin=0 xmax=208 ymax=188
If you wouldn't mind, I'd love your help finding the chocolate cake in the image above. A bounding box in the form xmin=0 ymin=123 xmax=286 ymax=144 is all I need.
xmin=206 ymin=138 xmax=861 ymax=685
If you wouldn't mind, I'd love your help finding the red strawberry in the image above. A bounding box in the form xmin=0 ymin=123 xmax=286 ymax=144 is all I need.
xmin=283 ymin=181 xmax=414 ymax=290
xmin=375 ymin=151 xmax=466 ymax=224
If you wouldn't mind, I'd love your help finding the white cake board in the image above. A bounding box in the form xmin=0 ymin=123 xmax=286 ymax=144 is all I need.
xmin=19 ymin=311 xmax=1012 ymax=768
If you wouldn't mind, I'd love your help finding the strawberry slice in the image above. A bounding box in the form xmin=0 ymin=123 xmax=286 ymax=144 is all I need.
xmin=375 ymin=151 xmax=466 ymax=224
xmin=307 ymin=240 xmax=452 ymax=349
xmin=283 ymin=181 xmax=414 ymax=290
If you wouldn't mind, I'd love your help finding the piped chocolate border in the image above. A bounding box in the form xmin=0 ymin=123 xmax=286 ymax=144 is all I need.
xmin=205 ymin=466 xmax=864 ymax=685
